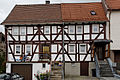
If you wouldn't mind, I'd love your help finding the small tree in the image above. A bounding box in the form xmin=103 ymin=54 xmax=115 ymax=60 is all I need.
xmin=0 ymin=51 xmax=6 ymax=74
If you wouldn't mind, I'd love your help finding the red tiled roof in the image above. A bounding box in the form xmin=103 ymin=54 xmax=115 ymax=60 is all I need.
xmin=2 ymin=4 xmax=62 ymax=25
xmin=105 ymin=0 xmax=120 ymax=10
xmin=61 ymin=3 xmax=108 ymax=22
xmin=2 ymin=3 xmax=108 ymax=25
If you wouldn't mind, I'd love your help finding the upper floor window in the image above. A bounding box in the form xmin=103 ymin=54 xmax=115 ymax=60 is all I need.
xmin=12 ymin=27 xmax=18 ymax=35
xmin=20 ymin=27 xmax=26 ymax=35
xmin=15 ymin=45 xmax=21 ymax=55
xmin=76 ymin=25 xmax=83 ymax=34
xmin=43 ymin=45 xmax=50 ymax=54
xmin=44 ymin=26 xmax=50 ymax=34
xmin=69 ymin=44 xmax=75 ymax=53
xmin=79 ymin=44 xmax=86 ymax=53
xmin=26 ymin=45 xmax=32 ymax=55
xmin=92 ymin=24 xmax=99 ymax=33
xmin=69 ymin=25 xmax=75 ymax=34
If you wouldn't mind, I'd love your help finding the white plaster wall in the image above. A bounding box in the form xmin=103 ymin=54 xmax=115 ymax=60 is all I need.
xmin=33 ymin=63 xmax=50 ymax=80
xmin=6 ymin=63 xmax=50 ymax=80
xmin=110 ymin=11 xmax=120 ymax=50
xmin=65 ymin=63 xmax=80 ymax=76
xmin=6 ymin=63 xmax=11 ymax=73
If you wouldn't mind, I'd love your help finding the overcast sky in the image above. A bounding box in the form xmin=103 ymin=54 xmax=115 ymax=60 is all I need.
xmin=0 ymin=0 xmax=100 ymax=34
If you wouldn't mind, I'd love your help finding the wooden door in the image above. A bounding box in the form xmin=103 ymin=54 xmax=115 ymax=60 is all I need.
xmin=11 ymin=64 xmax=32 ymax=80
xmin=80 ymin=62 xmax=89 ymax=76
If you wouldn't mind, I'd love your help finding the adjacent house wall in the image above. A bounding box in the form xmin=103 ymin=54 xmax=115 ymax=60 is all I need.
xmin=110 ymin=11 xmax=120 ymax=50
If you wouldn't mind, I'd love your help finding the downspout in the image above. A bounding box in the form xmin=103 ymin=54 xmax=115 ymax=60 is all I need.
xmin=108 ymin=10 xmax=111 ymax=40
xmin=62 ymin=22 xmax=65 ymax=80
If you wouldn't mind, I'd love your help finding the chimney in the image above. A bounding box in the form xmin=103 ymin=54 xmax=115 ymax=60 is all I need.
xmin=46 ymin=0 xmax=50 ymax=4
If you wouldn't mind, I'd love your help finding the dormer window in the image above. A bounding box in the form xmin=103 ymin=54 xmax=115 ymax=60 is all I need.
xmin=90 ymin=11 xmax=96 ymax=15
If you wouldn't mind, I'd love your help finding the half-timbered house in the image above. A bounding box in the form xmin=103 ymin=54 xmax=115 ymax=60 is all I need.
xmin=2 ymin=1 xmax=108 ymax=80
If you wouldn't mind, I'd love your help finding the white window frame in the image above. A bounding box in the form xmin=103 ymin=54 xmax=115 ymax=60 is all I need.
xmin=92 ymin=24 xmax=99 ymax=33
xmin=15 ymin=45 xmax=21 ymax=55
xmin=76 ymin=25 xmax=83 ymax=34
xmin=79 ymin=44 xmax=86 ymax=53
xmin=12 ymin=27 xmax=19 ymax=35
xmin=69 ymin=44 xmax=75 ymax=53
xmin=20 ymin=27 xmax=26 ymax=35
xmin=25 ymin=45 xmax=32 ymax=55
xmin=44 ymin=26 xmax=50 ymax=34
xmin=68 ymin=25 xmax=75 ymax=34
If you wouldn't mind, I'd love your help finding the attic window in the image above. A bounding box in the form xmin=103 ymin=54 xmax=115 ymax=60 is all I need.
xmin=90 ymin=11 xmax=96 ymax=15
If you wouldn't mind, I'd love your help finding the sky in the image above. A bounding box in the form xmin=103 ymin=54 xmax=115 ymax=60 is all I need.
xmin=0 ymin=0 xmax=100 ymax=34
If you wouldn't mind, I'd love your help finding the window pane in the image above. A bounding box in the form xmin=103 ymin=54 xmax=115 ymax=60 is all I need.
xmin=26 ymin=46 xmax=31 ymax=54
xmin=69 ymin=25 xmax=75 ymax=34
xmin=13 ymin=27 xmax=18 ymax=35
xmin=92 ymin=24 xmax=99 ymax=33
xmin=20 ymin=27 xmax=26 ymax=35
xmin=16 ymin=46 xmax=20 ymax=53
xmin=43 ymin=46 xmax=49 ymax=53
xmin=69 ymin=45 xmax=75 ymax=52
xmin=80 ymin=45 xmax=86 ymax=53
xmin=44 ymin=26 xmax=50 ymax=34
xmin=77 ymin=25 xmax=83 ymax=34
xmin=42 ymin=63 xmax=46 ymax=68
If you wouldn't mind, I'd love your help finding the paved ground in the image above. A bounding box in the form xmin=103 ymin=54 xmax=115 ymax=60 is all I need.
xmin=100 ymin=77 xmax=120 ymax=80
xmin=65 ymin=76 xmax=99 ymax=80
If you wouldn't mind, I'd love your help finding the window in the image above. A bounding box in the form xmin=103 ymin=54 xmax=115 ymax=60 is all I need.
xmin=92 ymin=24 xmax=99 ymax=33
xmin=12 ymin=27 xmax=18 ymax=35
xmin=20 ymin=27 xmax=26 ymax=35
xmin=80 ymin=44 xmax=86 ymax=53
xmin=90 ymin=11 xmax=96 ymax=15
xmin=69 ymin=44 xmax=75 ymax=53
xmin=76 ymin=25 xmax=83 ymax=34
xmin=42 ymin=63 xmax=46 ymax=68
xmin=69 ymin=25 xmax=75 ymax=34
xmin=26 ymin=45 xmax=31 ymax=55
xmin=44 ymin=26 xmax=50 ymax=34
xmin=43 ymin=46 xmax=49 ymax=54
xmin=15 ymin=45 xmax=21 ymax=54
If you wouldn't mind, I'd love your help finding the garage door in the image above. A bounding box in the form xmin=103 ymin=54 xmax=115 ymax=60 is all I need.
xmin=80 ymin=62 xmax=89 ymax=76
xmin=11 ymin=64 xmax=32 ymax=80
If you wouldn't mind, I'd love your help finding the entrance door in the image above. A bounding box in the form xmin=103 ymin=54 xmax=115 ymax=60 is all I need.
xmin=96 ymin=47 xmax=105 ymax=60
xmin=80 ymin=62 xmax=89 ymax=76
xmin=11 ymin=64 xmax=32 ymax=80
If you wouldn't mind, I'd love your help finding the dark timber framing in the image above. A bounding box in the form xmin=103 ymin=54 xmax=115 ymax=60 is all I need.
xmin=5 ymin=22 xmax=106 ymax=63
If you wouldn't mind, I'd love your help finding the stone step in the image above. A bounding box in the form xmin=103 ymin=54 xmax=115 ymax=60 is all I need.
xmin=50 ymin=78 xmax=61 ymax=80
xmin=50 ymin=75 xmax=62 ymax=78
xmin=52 ymin=70 xmax=62 ymax=74
xmin=100 ymin=74 xmax=114 ymax=77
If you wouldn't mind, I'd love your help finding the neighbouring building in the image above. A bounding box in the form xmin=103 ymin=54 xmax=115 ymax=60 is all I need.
xmin=1 ymin=1 xmax=116 ymax=80
xmin=102 ymin=0 xmax=120 ymax=63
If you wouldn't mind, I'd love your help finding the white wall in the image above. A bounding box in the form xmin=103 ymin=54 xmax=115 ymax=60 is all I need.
xmin=6 ymin=63 xmax=50 ymax=80
xmin=109 ymin=11 xmax=120 ymax=50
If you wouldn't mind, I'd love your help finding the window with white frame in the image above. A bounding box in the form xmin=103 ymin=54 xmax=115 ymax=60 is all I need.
xmin=20 ymin=27 xmax=26 ymax=35
xmin=76 ymin=25 xmax=83 ymax=34
xmin=92 ymin=24 xmax=99 ymax=33
xmin=26 ymin=45 xmax=32 ymax=55
xmin=69 ymin=44 xmax=75 ymax=53
xmin=69 ymin=25 xmax=75 ymax=34
xmin=44 ymin=26 xmax=50 ymax=34
xmin=12 ymin=27 xmax=19 ymax=35
xmin=15 ymin=45 xmax=21 ymax=55
xmin=79 ymin=44 xmax=86 ymax=53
